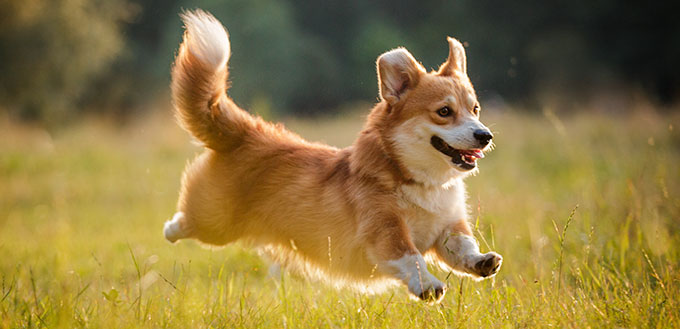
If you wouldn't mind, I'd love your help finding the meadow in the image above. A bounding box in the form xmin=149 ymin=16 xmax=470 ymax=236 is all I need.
xmin=0 ymin=104 xmax=678 ymax=328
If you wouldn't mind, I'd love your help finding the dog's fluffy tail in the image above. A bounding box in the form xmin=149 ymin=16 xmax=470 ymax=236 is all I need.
xmin=172 ymin=10 xmax=253 ymax=151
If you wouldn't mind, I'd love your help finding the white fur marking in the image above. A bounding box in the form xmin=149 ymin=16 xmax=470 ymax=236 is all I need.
xmin=391 ymin=117 xmax=468 ymax=185
xmin=430 ymin=119 xmax=487 ymax=151
xmin=445 ymin=96 xmax=458 ymax=107
xmin=181 ymin=10 xmax=231 ymax=70
xmin=447 ymin=234 xmax=481 ymax=268
xmin=398 ymin=181 xmax=467 ymax=250
xmin=163 ymin=212 xmax=187 ymax=243
xmin=387 ymin=254 xmax=444 ymax=297
xmin=441 ymin=233 xmax=500 ymax=278
xmin=467 ymin=94 xmax=476 ymax=107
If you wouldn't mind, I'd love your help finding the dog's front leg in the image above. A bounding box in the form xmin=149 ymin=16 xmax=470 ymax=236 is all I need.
xmin=435 ymin=221 xmax=502 ymax=279
xmin=366 ymin=217 xmax=446 ymax=302
xmin=383 ymin=251 xmax=446 ymax=302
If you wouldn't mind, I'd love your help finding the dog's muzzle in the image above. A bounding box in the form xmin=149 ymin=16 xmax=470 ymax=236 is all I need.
xmin=430 ymin=135 xmax=484 ymax=171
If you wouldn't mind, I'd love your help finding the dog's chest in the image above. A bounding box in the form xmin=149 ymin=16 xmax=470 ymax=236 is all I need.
xmin=397 ymin=180 xmax=467 ymax=251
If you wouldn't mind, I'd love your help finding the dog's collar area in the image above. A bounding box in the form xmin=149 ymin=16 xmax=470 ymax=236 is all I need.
xmin=430 ymin=135 xmax=481 ymax=171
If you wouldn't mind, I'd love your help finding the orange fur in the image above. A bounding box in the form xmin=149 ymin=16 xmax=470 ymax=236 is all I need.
xmin=165 ymin=10 xmax=502 ymax=301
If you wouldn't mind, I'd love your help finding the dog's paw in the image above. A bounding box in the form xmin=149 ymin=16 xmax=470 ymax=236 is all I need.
xmin=417 ymin=284 xmax=446 ymax=303
xmin=164 ymin=212 xmax=188 ymax=243
xmin=473 ymin=252 xmax=502 ymax=278
xmin=409 ymin=274 xmax=446 ymax=303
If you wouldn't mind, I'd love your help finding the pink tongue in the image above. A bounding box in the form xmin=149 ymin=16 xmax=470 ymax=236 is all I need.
xmin=462 ymin=149 xmax=484 ymax=159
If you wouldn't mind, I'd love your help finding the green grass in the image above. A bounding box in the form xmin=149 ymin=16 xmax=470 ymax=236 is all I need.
xmin=1 ymin=107 xmax=679 ymax=328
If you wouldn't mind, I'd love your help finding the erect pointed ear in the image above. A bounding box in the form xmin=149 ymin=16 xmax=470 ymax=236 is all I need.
xmin=438 ymin=37 xmax=467 ymax=76
xmin=377 ymin=48 xmax=425 ymax=105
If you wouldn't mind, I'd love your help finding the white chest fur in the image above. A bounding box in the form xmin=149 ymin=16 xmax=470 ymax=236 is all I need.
xmin=397 ymin=179 xmax=468 ymax=251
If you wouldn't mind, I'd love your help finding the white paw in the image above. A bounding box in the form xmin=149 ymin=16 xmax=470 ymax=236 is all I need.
xmin=163 ymin=212 xmax=187 ymax=243
xmin=408 ymin=272 xmax=446 ymax=302
xmin=468 ymin=252 xmax=502 ymax=278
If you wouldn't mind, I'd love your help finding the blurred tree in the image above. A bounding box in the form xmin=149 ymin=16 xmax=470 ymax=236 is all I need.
xmin=81 ymin=0 xmax=182 ymax=118
xmin=154 ymin=0 xmax=346 ymax=116
xmin=0 ymin=0 xmax=136 ymax=123
xmin=1 ymin=0 xmax=677 ymax=123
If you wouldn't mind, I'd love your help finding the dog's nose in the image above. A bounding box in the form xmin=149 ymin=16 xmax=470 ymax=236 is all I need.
xmin=473 ymin=129 xmax=493 ymax=145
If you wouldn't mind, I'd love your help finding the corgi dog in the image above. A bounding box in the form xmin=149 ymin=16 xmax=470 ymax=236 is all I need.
xmin=164 ymin=10 xmax=502 ymax=302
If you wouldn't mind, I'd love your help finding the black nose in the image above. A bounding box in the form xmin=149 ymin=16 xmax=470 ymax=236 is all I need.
xmin=473 ymin=129 xmax=493 ymax=145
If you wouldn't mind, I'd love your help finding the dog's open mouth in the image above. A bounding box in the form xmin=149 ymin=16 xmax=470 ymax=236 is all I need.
xmin=430 ymin=136 xmax=484 ymax=171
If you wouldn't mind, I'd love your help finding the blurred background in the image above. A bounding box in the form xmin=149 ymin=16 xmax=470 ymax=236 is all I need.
xmin=1 ymin=0 xmax=678 ymax=123
xmin=2 ymin=2 xmax=680 ymax=327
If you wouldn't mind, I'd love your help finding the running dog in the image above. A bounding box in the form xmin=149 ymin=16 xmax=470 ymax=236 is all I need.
xmin=164 ymin=10 xmax=502 ymax=302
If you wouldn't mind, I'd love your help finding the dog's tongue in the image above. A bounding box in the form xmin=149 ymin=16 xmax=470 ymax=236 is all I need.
xmin=461 ymin=149 xmax=484 ymax=159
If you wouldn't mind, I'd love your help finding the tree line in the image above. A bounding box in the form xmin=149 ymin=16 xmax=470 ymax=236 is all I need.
xmin=1 ymin=0 xmax=677 ymax=123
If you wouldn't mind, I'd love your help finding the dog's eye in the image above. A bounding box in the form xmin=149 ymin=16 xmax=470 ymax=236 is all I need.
xmin=437 ymin=107 xmax=452 ymax=117
xmin=473 ymin=105 xmax=480 ymax=115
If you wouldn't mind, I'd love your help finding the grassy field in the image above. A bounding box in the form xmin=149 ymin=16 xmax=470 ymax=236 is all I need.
xmin=1 ymin=106 xmax=679 ymax=328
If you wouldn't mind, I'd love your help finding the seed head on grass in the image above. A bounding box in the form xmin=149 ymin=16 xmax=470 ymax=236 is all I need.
xmin=552 ymin=204 xmax=578 ymax=293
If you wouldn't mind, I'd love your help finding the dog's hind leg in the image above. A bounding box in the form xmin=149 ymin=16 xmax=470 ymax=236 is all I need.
xmin=434 ymin=220 xmax=503 ymax=279
xmin=163 ymin=212 xmax=192 ymax=243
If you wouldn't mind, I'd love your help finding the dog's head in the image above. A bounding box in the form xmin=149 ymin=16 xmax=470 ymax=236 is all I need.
xmin=373 ymin=38 xmax=493 ymax=185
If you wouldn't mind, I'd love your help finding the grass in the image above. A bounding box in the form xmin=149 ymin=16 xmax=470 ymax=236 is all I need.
xmin=0 ymin=105 xmax=679 ymax=328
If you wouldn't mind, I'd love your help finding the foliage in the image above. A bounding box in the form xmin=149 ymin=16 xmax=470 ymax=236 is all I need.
xmin=0 ymin=107 xmax=679 ymax=327
xmin=0 ymin=1 xmax=678 ymax=121
xmin=0 ymin=0 xmax=135 ymax=123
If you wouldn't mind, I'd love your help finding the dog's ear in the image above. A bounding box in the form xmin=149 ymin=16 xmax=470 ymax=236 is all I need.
xmin=438 ymin=37 xmax=467 ymax=76
xmin=377 ymin=48 xmax=425 ymax=105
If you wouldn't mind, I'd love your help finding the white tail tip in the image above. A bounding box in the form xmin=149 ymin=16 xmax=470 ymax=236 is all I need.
xmin=181 ymin=9 xmax=230 ymax=70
